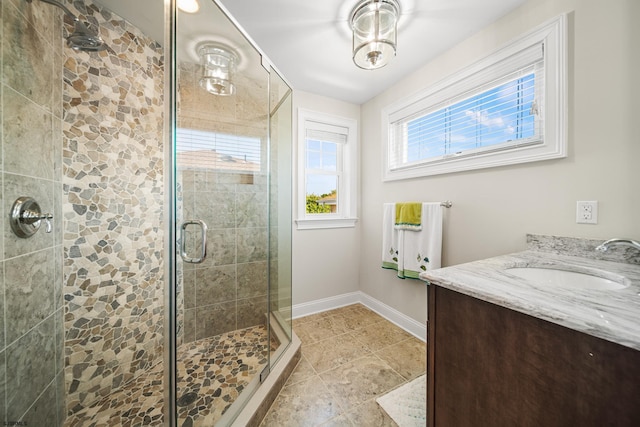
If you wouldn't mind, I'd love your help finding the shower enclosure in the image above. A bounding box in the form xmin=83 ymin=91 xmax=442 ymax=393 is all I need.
xmin=0 ymin=0 xmax=294 ymax=425
xmin=170 ymin=0 xmax=294 ymax=424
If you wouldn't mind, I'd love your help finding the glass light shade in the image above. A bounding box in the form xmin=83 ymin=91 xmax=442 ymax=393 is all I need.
xmin=198 ymin=44 xmax=237 ymax=96
xmin=178 ymin=0 xmax=200 ymax=14
xmin=350 ymin=0 xmax=399 ymax=70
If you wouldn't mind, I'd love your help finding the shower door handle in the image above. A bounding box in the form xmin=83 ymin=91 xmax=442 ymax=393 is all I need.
xmin=179 ymin=220 xmax=208 ymax=263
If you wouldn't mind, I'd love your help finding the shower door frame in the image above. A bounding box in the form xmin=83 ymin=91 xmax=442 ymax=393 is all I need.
xmin=164 ymin=0 xmax=178 ymax=425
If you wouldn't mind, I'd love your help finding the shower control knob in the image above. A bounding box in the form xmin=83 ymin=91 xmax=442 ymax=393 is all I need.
xmin=23 ymin=211 xmax=53 ymax=233
xmin=10 ymin=197 xmax=54 ymax=238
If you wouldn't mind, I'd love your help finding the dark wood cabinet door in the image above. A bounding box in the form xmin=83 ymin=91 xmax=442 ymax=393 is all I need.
xmin=427 ymin=285 xmax=640 ymax=427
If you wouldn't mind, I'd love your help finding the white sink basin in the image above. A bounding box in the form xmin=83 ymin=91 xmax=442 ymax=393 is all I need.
xmin=505 ymin=267 xmax=627 ymax=291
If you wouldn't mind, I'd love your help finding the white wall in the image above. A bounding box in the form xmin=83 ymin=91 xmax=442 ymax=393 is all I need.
xmin=358 ymin=0 xmax=640 ymax=324
xmin=292 ymin=91 xmax=362 ymax=305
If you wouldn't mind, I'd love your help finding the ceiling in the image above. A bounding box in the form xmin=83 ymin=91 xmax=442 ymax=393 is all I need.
xmin=96 ymin=0 xmax=527 ymax=104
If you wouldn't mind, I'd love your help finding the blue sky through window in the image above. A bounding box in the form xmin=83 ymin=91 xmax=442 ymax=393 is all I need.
xmin=406 ymin=73 xmax=536 ymax=162
xmin=306 ymin=139 xmax=338 ymax=195
xmin=306 ymin=174 xmax=337 ymax=198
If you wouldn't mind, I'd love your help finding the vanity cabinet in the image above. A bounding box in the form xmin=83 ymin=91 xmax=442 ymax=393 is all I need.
xmin=427 ymin=285 xmax=640 ymax=427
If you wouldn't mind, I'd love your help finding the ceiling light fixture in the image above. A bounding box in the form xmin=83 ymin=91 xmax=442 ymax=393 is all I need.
xmin=349 ymin=0 xmax=400 ymax=70
xmin=178 ymin=0 xmax=199 ymax=14
xmin=198 ymin=43 xmax=238 ymax=96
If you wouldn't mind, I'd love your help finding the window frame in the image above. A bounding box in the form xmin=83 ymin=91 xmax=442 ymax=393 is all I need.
xmin=382 ymin=14 xmax=567 ymax=181
xmin=296 ymin=109 xmax=358 ymax=230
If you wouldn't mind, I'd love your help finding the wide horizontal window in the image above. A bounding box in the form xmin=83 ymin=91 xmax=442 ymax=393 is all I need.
xmin=383 ymin=14 xmax=567 ymax=180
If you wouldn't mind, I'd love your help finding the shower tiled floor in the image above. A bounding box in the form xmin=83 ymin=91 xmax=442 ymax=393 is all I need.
xmin=176 ymin=326 xmax=276 ymax=426
xmin=261 ymin=304 xmax=427 ymax=426
xmin=64 ymin=325 xmax=274 ymax=427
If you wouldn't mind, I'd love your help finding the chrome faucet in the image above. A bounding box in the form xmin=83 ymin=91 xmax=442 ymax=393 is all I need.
xmin=595 ymin=238 xmax=640 ymax=252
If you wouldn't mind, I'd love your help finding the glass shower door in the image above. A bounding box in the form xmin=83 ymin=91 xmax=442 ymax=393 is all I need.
xmin=268 ymin=67 xmax=293 ymax=365
xmin=173 ymin=0 xmax=272 ymax=424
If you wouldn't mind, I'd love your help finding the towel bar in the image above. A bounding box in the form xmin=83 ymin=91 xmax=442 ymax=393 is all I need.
xmin=387 ymin=201 xmax=452 ymax=208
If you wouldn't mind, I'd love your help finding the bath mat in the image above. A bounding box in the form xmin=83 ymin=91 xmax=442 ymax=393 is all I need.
xmin=376 ymin=375 xmax=426 ymax=427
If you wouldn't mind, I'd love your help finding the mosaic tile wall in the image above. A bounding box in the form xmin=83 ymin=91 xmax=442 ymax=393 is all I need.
xmin=0 ymin=0 xmax=66 ymax=425
xmin=60 ymin=0 xmax=165 ymax=417
xmin=177 ymin=62 xmax=270 ymax=344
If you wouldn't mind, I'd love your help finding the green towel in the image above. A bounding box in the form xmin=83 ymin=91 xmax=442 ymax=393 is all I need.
xmin=395 ymin=202 xmax=422 ymax=231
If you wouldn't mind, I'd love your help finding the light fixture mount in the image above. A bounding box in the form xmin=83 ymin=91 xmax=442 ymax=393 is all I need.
xmin=349 ymin=0 xmax=400 ymax=70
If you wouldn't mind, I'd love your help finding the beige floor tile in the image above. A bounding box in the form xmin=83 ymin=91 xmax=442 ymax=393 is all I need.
xmin=260 ymin=375 xmax=344 ymax=427
xmin=351 ymin=319 xmax=412 ymax=351
xmin=375 ymin=337 xmax=427 ymax=380
xmin=319 ymin=413 xmax=354 ymax=426
xmin=296 ymin=311 xmax=333 ymax=325
xmin=304 ymin=333 xmax=371 ymax=373
xmin=267 ymin=306 xmax=422 ymax=426
xmin=287 ymin=354 xmax=317 ymax=386
xmin=294 ymin=321 xmax=314 ymax=344
xmin=294 ymin=317 xmax=349 ymax=345
xmin=348 ymin=304 xmax=379 ymax=316
xmin=292 ymin=318 xmax=306 ymax=329
xmin=346 ymin=399 xmax=399 ymax=427
xmin=319 ymin=355 xmax=405 ymax=412
xmin=322 ymin=304 xmax=361 ymax=317
xmin=330 ymin=308 xmax=385 ymax=331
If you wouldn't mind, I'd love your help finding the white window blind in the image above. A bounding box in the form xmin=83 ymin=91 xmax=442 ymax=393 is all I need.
xmin=175 ymin=128 xmax=261 ymax=171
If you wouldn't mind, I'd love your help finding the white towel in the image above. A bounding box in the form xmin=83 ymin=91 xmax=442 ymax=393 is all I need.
xmin=403 ymin=203 xmax=443 ymax=276
xmin=382 ymin=202 xmax=443 ymax=279
xmin=382 ymin=203 xmax=400 ymax=271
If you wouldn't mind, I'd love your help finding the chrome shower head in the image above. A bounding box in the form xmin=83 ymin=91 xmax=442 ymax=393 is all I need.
xmin=67 ymin=19 xmax=107 ymax=52
xmin=29 ymin=0 xmax=108 ymax=52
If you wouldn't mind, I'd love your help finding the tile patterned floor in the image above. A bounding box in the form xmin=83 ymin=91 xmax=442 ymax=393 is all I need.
xmin=64 ymin=325 xmax=273 ymax=427
xmin=261 ymin=304 xmax=427 ymax=427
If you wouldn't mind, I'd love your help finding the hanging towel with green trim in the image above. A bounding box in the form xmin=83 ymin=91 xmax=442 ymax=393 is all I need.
xmin=383 ymin=202 xmax=443 ymax=279
xmin=395 ymin=202 xmax=422 ymax=231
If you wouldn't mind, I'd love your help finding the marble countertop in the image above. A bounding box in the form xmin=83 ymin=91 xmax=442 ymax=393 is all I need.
xmin=420 ymin=250 xmax=640 ymax=351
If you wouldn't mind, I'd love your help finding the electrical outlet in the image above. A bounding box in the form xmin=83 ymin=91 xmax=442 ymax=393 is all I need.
xmin=576 ymin=201 xmax=598 ymax=224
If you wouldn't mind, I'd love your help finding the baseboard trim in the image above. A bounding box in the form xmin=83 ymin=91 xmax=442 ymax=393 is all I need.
xmin=359 ymin=293 xmax=427 ymax=342
xmin=292 ymin=291 xmax=426 ymax=342
xmin=291 ymin=292 xmax=361 ymax=319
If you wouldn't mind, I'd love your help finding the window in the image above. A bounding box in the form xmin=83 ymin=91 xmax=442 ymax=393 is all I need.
xmin=383 ymin=14 xmax=567 ymax=180
xmin=297 ymin=109 xmax=357 ymax=229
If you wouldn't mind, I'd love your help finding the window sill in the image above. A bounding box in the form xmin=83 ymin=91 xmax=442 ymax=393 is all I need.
xmin=295 ymin=217 xmax=358 ymax=230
